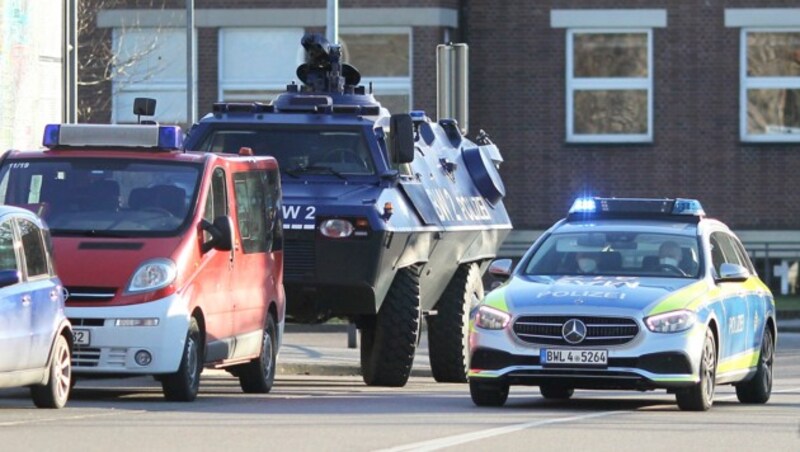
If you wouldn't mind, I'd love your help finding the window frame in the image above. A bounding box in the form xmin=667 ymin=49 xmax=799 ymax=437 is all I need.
xmin=739 ymin=27 xmax=800 ymax=143
xmin=566 ymin=28 xmax=654 ymax=144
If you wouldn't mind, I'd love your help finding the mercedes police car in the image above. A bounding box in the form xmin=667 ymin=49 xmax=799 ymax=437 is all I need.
xmin=469 ymin=198 xmax=776 ymax=411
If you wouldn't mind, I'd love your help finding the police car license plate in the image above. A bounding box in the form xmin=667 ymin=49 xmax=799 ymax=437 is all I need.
xmin=541 ymin=349 xmax=607 ymax=366
xmin=73 ymin=329 xmax=90 ymax=346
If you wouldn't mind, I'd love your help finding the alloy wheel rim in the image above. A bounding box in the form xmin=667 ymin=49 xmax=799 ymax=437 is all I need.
xmin=263 ymin=330 xmax=274 ymax=378
xmin=186 ymin=336 xmax=199 ymax=388
xmin=762 ymin=333 xmax=774 ymax=390
xmin=703 ymin=338 xmax=716 ymax=403
xmin=56 ymin=340 xmax=71 ymax=402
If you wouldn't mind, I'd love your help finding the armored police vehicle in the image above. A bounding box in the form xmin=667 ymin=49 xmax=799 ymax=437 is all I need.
xmin=184 ymin=34 xmax=512 ymax=386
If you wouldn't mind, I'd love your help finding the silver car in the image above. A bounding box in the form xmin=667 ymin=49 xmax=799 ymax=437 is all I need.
xmin=469 ymin=198 xmax=775 ymax=411
xmin=0 ymin=206 xmax=72 ymax=408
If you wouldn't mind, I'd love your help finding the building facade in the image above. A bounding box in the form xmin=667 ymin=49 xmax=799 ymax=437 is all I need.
xmin=79 ymin=0 xmax=800 ymax=290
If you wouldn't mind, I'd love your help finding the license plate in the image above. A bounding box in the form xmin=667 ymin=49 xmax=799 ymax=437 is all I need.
xmin=73 ymin=329 xmax=90 ymax=347
xmin=541 ymin=349 xmax=607 ymax=366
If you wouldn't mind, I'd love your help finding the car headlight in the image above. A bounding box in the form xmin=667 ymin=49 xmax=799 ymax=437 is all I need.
xmin=644 ymin=310 xmax=696 ymax=333
xmin=475 ymin=305 xmax=511 ymax=330
xmin=319 ymin=219 xmax=354 ymax=238
xmin=125 ymin=258 xmax=177 ymax=294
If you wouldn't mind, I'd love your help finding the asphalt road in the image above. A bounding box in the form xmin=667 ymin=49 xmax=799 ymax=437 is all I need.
xmin=1 ymin=334 xmax=799 ymax=452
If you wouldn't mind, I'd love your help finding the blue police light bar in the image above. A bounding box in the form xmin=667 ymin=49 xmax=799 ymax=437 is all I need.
xmin=567 ymin=197 xmax=705 ymax=221
xmin=42 ymin=124 xmax=183 ymax=150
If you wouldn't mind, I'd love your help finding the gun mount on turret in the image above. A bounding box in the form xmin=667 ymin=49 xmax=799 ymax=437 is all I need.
xmin=185 ymin=33 xmax=512 ymax=388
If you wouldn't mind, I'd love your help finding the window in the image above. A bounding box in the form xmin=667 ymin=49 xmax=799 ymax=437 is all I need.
xmin=217 ymin=27 xmax=412 ymax=113
xmin=203 ymin=168 xmax=227 ymax=243
xmin=218 ymin=28 xmax=305 ymax=102
xmin=0 ymin=221 xmax=18 ymax=272
xmin=233 ymin=171 xmax=270 ymax=254
xmin=710 ymin=232 xmax=749 ymax=276
xmin=112 ymin=28 xmax=192 ymax=123
xmin=340 ymin=29 xmax=412 ymax=113
xmin=567 ymin=30 xmax=653 ymax=143
xmin=740 ymin=30 xmax=800 ymax=142
xmin=18 ymin=219 xmax=48 ymax=278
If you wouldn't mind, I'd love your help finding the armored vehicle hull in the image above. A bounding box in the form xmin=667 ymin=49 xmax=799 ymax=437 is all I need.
xmin=185 ymin=34 xmax=512 ymax=386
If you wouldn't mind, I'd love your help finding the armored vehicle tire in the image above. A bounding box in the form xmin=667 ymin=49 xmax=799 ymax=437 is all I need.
xmin=31 ymin=334 xmax=71 ymax=409
xmin=676 ymin=329 xmax=716 ymax=411
xmin=428 ymin=263 xmax=483 ymax=383
xmin=469 ymin=379 xmax=509 ymax=407
xmin=162 ymin=318 xmax=202 ymax=402
xmin=238 ymin=315 xmax=278 ymax=394
xmin=539 ymin=384 xmax=574 ymax=400
xmin=360 ymin=266 xmax=421 ymax=387
xmin=736 ymin=328 xmax=774 ymax=404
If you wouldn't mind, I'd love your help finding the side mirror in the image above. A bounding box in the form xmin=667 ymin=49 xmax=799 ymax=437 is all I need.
xmin=200 ymin=216 xmax=234 ymax=253
xmin=0 ymin=269 xmax=20 ymax=288
xmin=717 ymin=263 xmax=750 ymax=282
xmin=390 ymin=113 xmax=415 ymax=164
xmin=488 ymin=258 xmax=513 ymax=281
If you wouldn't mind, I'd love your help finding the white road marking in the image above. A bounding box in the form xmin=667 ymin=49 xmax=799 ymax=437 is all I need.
xmin=379 ymin=386 xmax=800 ymax=452
xmin=377 ymin=410 xmax=628 ymax=452
xmin=0 ymin=410 xmax=136 ymax=427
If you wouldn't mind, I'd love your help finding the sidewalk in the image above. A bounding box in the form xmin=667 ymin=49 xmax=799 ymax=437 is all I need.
xmin=277 ymin=323 xmax=432 ymax=378
xmin=277 ymin=318 xmax=800 ymax=378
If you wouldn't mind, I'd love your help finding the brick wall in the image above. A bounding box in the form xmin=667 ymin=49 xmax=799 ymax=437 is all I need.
xmin=467 ymin=0 xmax=800 ymax=230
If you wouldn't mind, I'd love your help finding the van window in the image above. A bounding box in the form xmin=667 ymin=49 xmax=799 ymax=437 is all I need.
xmin=18 ymin=219 xmax=48 ymax=278
xmin=233 ymin=170 xmax=270 ymax=254
xmin=267 ymin=169 xmax=282 ymax=251
xmin=203 ymin=168 xmax=228 ymax=242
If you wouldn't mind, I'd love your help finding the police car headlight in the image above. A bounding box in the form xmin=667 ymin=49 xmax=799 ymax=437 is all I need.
xmin=125 ymin=258 xmax=177 ymax=294
xmin=475 ymin=305 xmax=511 ymax=330
xmin=319 ymin=219 xmax=354 ymax=238
xmin=645 ymin=310 xmax=696 ymax=333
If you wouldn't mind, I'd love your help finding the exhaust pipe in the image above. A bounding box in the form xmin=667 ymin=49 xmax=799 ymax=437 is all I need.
xmin=436 ymin=43 xmax=469 ymax=135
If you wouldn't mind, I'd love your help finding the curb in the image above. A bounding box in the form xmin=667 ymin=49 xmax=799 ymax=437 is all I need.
xmin=278 ymin=362 xmax=433 ymax=378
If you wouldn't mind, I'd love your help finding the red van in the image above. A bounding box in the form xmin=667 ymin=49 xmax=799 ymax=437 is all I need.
xmin=0 ymin=124 xmax=285 ymax=401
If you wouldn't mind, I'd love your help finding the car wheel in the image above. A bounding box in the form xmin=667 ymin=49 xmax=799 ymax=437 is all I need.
xmin=360 ymin=266 xmax=421 ymax=387
xmin=676 ymin=328 xmax=716 ymax=411
xmin=31 ymin=334 xmax=71 ymax=409
xmin=238 ymin=315 xmax=278 ymax=393
xmin=469 ymin=379 xmax=509 ymax=407
xmin=162 ymin=317 xmax=202 ymax=402
xmin=428 ymin=263 xmax=483 ymax=383
xmin=539 ymin=384 xmax=574 ymax=400
xmin=736 ymin=327 xmax=774 ymax=404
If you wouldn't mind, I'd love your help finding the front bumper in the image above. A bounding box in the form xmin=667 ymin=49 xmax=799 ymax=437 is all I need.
xmin=66 ymin=294 xmax=190 ymax=375
xmin=469 ymin=321 xmax=706 ymax=390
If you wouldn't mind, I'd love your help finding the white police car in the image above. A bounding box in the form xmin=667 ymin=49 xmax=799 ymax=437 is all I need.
xmin=469 ymin=198 xmax=776 ymax=411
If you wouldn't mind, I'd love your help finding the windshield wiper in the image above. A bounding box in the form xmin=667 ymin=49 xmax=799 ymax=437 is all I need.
xmin=285 ymin=164 xmax=347 ymax=180
xmin=54 ymin=229 xmax=133 ymax=238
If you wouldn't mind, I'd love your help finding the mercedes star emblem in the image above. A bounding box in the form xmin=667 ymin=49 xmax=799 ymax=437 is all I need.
xmin=562 ymin=318 xmax=587 ymax=344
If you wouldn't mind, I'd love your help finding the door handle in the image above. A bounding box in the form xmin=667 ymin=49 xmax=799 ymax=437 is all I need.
xmin=21 ymin=295 xmax=31 ymax=306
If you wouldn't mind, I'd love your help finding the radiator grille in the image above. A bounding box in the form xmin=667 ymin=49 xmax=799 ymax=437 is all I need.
xmin=513 ymin=315 xmax=639 ymax=346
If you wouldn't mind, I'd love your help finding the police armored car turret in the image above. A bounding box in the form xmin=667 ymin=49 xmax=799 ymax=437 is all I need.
xmin=184 ymin=34 xmax=513 ymax=386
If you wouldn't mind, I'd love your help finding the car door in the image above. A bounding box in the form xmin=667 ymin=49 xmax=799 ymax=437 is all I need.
xmin=0 ymin=217 xmax=32 ymax=372
xmin=196 ymin=167 xmax=235 ymax=362
xmin=229 ymin=167 xmax=272 ymax=359
xmin=18 ymin=217 xmax=62 ymax=370
xmin=730 ymin=236 xmax=767 ymax=356
xmin=710 ymin=232 xmax=750 ymax=363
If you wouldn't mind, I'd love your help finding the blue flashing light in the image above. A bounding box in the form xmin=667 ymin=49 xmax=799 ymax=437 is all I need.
xmin=157 ymin=126 xmax=183 ymax=150
xmin=43 ymin=124 xmax=61 ymax=148
xmin=409 ymin=110 xmax=427 ymax=121
xmin=569 ymin=197 xmax=597 ymax=214
xmin=672 ymin=198 xmax=705 ymax=216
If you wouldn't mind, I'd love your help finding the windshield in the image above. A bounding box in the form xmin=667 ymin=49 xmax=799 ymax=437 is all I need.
xmin=0 ymin=158 xmax=202 ymax=237
xmin=197 ymin=126 xmax=376 ymax=176
xmin=523 ymin=231 xmax=701 ymax=278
